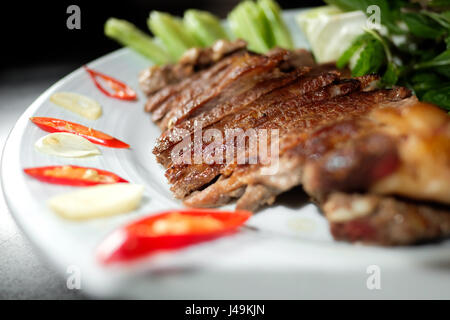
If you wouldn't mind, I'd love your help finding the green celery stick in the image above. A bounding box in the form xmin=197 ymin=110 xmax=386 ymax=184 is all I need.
xmin=228 ymin=1 xmax=274 ymax=53
xmin=184 ymin=9 xmax=229 ymax=47
xmin=104 ymin=18 xmax=171 ymax=65
xmin=258 ymin=0 xmax=294 ymax=49
xmin=147 ymin=11 xmax=202 ymax=60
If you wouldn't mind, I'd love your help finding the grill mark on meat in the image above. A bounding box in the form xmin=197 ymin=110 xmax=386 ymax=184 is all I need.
xmin=183 ymin=87 xmax=411 ymax=209
xmin=220 ymin=81 xmax=395 ymax=167
xmin=150 ymin=50 xmax=327 ymax=160
xmin=145 ymin=51 xmax=246 ymax=115
xmin=154 ymin=68 xmax=339 ymax=165
xmin=173 ymin=78 xmax=376 ymax=200
xmin=166 ymin=76 xmax=349 ymax=198
xmin=187 ymin=67 xmax=310 ymax=125
xmin=158 ymin=50 xmax=292 ymax=131
xmin=153 ymin=72 xmax=342 ymax=166
xmin=165 ymin=73 xmax=349 ymax=178
xmin=151 ymin=53 xmax=247 ymax=123
xmin=153 ymin=68 xmax=309 ymax=163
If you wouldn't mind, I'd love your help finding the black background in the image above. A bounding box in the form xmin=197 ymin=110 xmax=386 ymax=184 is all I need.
xmin=2 ymin=0 xmax=324 ymax=71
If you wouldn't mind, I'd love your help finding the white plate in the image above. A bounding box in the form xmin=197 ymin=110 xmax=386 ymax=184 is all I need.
xmin=2 ymin=10 xmax=450 ymax=299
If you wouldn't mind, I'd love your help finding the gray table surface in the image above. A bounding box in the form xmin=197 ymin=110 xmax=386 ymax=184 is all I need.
xmin=0 ymin=63 xmax=86 ymax=299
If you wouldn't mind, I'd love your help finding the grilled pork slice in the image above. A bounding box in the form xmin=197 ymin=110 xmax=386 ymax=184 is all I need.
xmin=148 ymin=50 xmax=318 ymax=131
xmin=165 ymin=74 xmax=370 ymax=198
xmin=143 ymin=42 xmax=449 ymax=245
xmin=139 ymin=39 xmax=247 ymax=96
xmin=143 ymin=45 xmax=316 ymax=118
xmin=157 ymin=50 xmax=299 ymax=131
xmin=139 ymin=39 xmax=317 ymax=98
xmin=145 ymin=50 xmax=249 ymax=121
xmin=322 ymin=193 xmax=450 ymax=245
xmin=183 ymin=93 xmax=450 ymax=216
xmin=153 ymin=67 xmax=343 ymax=167
xmin=182 ymin=85 xmax=411 ymax=210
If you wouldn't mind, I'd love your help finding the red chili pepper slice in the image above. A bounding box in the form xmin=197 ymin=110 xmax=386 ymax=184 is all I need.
xmin=84 ymin=66 xmax=137 ymax=101
xmin=30 ymin=117 xmax=130 ymax=149
xmin=97 ymin=209 xmax=252 ymax=264
xmin=24 ymin=165 xmax=128 ymax=186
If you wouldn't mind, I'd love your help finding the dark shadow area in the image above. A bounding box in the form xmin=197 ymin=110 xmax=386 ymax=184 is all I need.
xmin=271 ymin=185 xmax=311 ymax=209
xmin=1 ymin=0 xmax=324 ymax=72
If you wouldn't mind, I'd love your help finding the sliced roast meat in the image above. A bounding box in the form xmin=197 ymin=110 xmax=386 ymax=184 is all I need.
xmin=183 ymin=85 xmax=410 ymax=210
xmin=167 ymin=74 xmax=361 ymax=198
xmin=139 ymin=39 xmax=247 ymax=96
xmin=157 ymin=49 xmax=294 ymax=131
xmin=153 ymin=67 xmax=308 ymax=159
xmin=323 ymin=192 xmax=450 ymax=246
xmin=149 ymin=51 xmax=249 ymax=123
xmin=141 ymin=42 xmax=450 ymax=247
xmin=267 ymin=47 xmax=316 ymax=70
xmin=154 ymin=68 xmax=342 ymax=166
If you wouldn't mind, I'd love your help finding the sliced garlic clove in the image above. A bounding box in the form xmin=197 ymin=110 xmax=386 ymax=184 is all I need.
xmin=48 ymin=183 xmax=144 ymax=220
xmin=50 ymin=92 xmax=102 ymax=120
xmin=35 ymin=132 xmax=101 ymax=158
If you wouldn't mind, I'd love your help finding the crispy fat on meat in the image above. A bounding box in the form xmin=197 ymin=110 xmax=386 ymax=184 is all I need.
xmin=303 ymin=99 xmax=450 ymax=205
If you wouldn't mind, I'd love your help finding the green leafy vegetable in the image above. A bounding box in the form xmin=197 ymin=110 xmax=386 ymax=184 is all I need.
xmin=420 ymin=10 xmax=450 ymax=29
xmin=331 ymin=0 xmax=450 ymax=111
xmin=429 ymin=0 xmax=450 ymax=9
xmin=336 ymin=30 xmax=398 ymax=85
xmin=415 ymin=49 xmax=450 ymax=78
xmin=422 ymin=84 xmax=450 ymax=110
xmin=351 ymin=36 xmax=385 ymax=77
xmin=441 ymin=10 xmax=450 ymax=22
xmin=402 ymin=12 xmax=445 ymax=39
xmin=410 ymin=72 xmax=442 ymax=97
xmin=336 ymin=33 xmax=371 ymax=69
xmin=382 ymin=62 xmax=399 ymax=86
